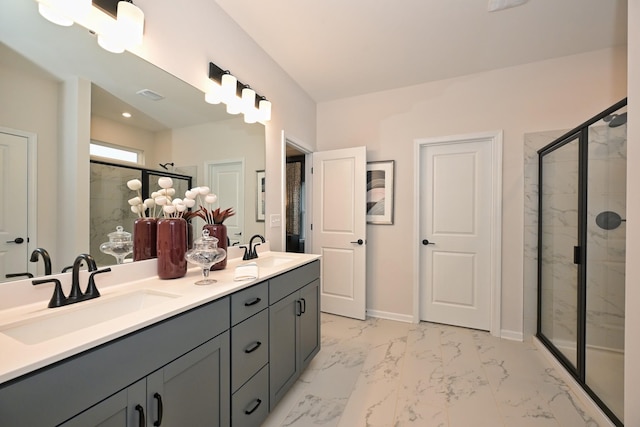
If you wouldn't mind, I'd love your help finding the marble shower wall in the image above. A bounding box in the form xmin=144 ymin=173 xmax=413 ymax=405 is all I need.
xmin=89 ymin=163 xmax=139 ymax=267
xmin=585 ymin=123 xmax=626 ymax=351
xmin=523 ymin=124 xmax=626 ymax=352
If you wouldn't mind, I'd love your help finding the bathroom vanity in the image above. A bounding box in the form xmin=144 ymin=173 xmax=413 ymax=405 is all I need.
xmin=0 ymin=251 xmax=320 ymax=426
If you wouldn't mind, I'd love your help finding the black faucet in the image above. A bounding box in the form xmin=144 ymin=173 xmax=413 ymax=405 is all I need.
xmin=244 ymin=234 xmax=265 ymax=260
xmin=69 ymin=254 xmax=98 ymax=301
xmin=32 ymin=254 xmax=111 ymax=308
xmin=30 ymin=248 xmax=52 ymax=276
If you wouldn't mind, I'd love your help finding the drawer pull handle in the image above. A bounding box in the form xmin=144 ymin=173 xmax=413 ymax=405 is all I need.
xmin=153 ymin=393 xmax=163 ymax=426
xmin=245 ymin=341 xmax=262 ymax=353
xmin=245 ymin=398 xmax=262 ymax=415
xmin=244 ymin=297 xmax=261 ymax=306
xmin=135 ymin=404 xmax=145 ymax=427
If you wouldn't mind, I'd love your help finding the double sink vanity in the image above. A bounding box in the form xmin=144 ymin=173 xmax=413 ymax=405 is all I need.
xmin=0 ymin=249 xmax=321 ymax=426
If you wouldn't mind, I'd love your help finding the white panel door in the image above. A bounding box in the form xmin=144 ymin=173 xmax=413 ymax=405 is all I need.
xmin=312 ymin=146 xmax=367 ymax=320
xmin=206 ymin=160 xmax=244 ymax=245
xmin=0 ymin=131 xmax=29 ymax=282
xmin=419 ymin=139 xmax=494 ymax=330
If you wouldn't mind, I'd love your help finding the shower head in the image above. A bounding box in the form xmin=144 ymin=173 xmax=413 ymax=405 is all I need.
xmin=603 ymin=112 xmax=627 ymax=128
xmin=159 ymin=162 xmax=174 ymax=170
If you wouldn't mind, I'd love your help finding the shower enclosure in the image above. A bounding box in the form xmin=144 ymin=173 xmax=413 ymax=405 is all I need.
xmin=538 ymin=99 xmax=627 ymax=426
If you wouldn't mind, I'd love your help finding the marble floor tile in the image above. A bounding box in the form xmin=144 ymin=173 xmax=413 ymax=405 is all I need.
xmin=263 ymin=314 xmax=612 ymax=427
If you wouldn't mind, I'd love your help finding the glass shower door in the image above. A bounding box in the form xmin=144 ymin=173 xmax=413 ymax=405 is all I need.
xmin=539 ymin=134 xmax=580 ymax=368
xmin=585 ymin=105 xmax=626 ymax=422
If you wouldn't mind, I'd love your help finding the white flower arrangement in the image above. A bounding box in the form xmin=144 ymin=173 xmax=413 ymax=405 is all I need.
xmin=185 ymin=186 xmax=235 ymax=224
xmin=127 ymin=177 xmax=198 ymax=219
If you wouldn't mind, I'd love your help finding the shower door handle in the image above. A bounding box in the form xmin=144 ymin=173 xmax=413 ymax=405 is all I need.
xmin=573 ymin=246 xmax=581 ymax=264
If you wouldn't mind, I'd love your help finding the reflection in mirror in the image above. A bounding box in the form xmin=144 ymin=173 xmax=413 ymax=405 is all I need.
xmin=0 ymin=2 xmax=265 ymax=279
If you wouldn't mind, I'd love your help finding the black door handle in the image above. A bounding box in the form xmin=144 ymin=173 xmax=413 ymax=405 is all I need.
xmin=422 ymin=239 xmax=435 ymax=245
xmin=350 ymin=239 xmax=364 ymax=245
xmin=6 ymin=237 xmax=24 ymax=244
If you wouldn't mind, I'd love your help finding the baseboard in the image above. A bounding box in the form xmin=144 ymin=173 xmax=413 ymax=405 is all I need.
xmin=500 ymin=329 xmax=524 ymax=341
xmin=366 ymin=309 xmax=413 ymax=323
xmin=533 ymin=337 xmax=616 ymax=427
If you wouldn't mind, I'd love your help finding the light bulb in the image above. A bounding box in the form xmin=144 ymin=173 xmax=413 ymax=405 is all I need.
xmin=221 ymin=73 xmax=237 ymax=102
xmin=258 ymin=99 xmax=272 ymax=122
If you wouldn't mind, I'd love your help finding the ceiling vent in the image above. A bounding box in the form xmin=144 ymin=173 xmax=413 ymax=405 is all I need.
xmin=136 ymin=89 xmax=165 ymax=101
xmin=487 ymin=0 xmax=528 ymax=12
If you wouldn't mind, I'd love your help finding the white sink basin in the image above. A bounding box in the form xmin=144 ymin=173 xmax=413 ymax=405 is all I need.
xmin=0 ymin=290 xmax=180 ymax=345
xmin=254 ymin=255 xmax=297 ymax=268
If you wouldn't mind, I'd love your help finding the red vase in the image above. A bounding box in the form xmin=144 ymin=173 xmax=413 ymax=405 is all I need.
xmin=203 ymin=224 xmax=228 ymax=270
xmin=157 ymin=217 xmax=187 ymax=279
xmin=133 ymin=217 xmax=157 ymax=261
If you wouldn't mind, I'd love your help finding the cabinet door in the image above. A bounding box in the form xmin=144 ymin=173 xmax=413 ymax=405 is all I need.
xmin=299 ymin=279 xmax=321 ymax=369
xmin=269 ymin=291 xmax=299 ymax=410
xmin=61 ymin=380 xmax=146 ymax=427
xmin=147 ymin=332 xmax=230 ymax=427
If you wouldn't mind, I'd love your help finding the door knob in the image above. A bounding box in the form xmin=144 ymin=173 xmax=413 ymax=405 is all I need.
xmin=6 ymin=237 xmax=25 ymax=244
xmin=350 ymin=239 xmax=364 ymax=245
xmin=422 ymin=239 xmax=435 ymax=245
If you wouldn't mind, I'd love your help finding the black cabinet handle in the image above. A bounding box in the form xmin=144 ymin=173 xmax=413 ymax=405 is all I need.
xmin=153 ymin=393 xmax=163 ymax=426
xmin=296 ymin=299 xmax=302 ymax=316
xmin=135 ymin=404 xmax=145 ymax=427
xmin=244 ymin=297 xmax=261 ymax=306
xmin=244 ymin=341 xmax=262 ymax=353
xmin=300 ymin=298 xmax=306 ymax=314
xmin=244 ymin=398 xmax=262 ymax=415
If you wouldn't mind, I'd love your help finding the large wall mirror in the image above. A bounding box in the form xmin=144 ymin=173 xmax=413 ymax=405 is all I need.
xmin=0 ymin=1 xmax=265 ymax=278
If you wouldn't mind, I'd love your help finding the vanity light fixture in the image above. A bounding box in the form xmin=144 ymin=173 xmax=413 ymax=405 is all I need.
xmin=34 ymin=0 xmax=144 ymax=54
xmin=207 ymin=62 xmax=271 ymax=122
xmin=36 ymin=0 xmax=92 ymax=27
xmin=97 ymin=0 xmax=144 ymax=53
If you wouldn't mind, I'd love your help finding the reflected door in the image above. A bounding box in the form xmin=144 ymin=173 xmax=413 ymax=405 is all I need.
xmin=206 ymin=160 xmax=244 ymax=245
xmin=0 ymin=131 xmax=29 ymax=281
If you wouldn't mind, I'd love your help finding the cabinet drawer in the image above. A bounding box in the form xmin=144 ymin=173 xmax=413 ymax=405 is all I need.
xmin=231 ymin=309 xmax=269 ymax=391
xmin=232 ymin=364 xmax=269 ymax=427
xmin=231 ymin=281 xmax=268 ymax=325
xmin=269 ymin=260 xmax=320 ymax=303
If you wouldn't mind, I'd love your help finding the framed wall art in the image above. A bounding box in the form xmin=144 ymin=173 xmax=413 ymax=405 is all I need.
xmin=366 ymin=160 xmax=394 ymax=225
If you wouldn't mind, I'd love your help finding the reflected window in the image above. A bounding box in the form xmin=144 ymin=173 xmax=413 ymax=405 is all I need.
xmin=90 ymin=141 xmax=142 ymax=164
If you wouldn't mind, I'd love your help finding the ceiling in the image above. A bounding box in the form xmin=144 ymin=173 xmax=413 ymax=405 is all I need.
xmin=215 ymin=0 xmax=628 ymax=102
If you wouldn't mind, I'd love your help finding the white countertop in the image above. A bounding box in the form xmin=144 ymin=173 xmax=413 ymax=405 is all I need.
xmin=0 ymin=250 xmax=320 ymax=384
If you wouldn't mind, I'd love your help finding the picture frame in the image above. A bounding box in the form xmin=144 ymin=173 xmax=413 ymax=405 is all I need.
xmin=256 ymin=170 xmax=266 ymax=222
xmin=366 ymin=160 xmax=395 ymax=225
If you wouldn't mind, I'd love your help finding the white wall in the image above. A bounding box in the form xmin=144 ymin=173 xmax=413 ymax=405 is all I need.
xmin=317 ymin=47 xmax=627 ymax=336
xmin=624 ymin=1 xmax=639 ymax=424
xmin=130 ymin=0 xmax=317 ymax=250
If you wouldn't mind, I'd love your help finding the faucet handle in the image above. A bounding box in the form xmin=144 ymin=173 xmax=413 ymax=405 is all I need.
xmin=241 ymin=245 xmax=250 ymax=261
xmin=85 ymin=268 xmax=111 ymax=299
xmin=33 ymin=278 xmax=66 ymax=308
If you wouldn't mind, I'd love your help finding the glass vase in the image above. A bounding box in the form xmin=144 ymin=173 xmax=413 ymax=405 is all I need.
xmin=157 ymin=217 xmax=187 ymax=279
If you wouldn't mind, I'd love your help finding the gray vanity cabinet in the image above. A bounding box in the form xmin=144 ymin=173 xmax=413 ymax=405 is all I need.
xmin=230 ymin=282 xmax=270 ymax=427
xmin=61 ymin=333 xmax=229 ymax=427
xmin=268 ymin=260 xmax=321 ymax=410
xmin=0 ymin=297 xmax=231 ymax=427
